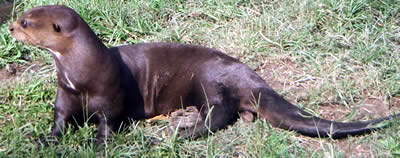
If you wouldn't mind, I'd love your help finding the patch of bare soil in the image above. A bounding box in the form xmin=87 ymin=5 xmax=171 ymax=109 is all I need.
xmin=0 ymin=61 xmax=44 ymax=83
xmin=295 ymin=136 xmax=378 ymax=157
xmin=0 ymin=64 xmax=17 ymax=81
xmin=390 ymin=96 xmax=400 ymax=109
xmin=256 ymin=55 xmax=301 ymax=90
xmin=0 ymin=1 xmax=13 ymax=25
xmin=359 ymin=97 xmax=390 ymax=117
xmin=317 ymin=95 xmax=400 ymax=123
xmin=317 ymin=103 xmax=352 ymax=120
xmin=337 ymin=139 xmax=377 ymax=157
xmin=255 ymin=54 xmax=314 ymax=103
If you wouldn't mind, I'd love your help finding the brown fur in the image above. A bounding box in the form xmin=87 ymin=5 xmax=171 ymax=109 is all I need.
xmin=9 ymin=5 xmax=399 ymax=144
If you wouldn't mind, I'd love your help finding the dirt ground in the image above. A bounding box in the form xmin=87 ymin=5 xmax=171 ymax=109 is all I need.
xmin=0 ymin=61 xmax=43 ymax=83
xmin=0 ymin=1 xmax=13 ymax=25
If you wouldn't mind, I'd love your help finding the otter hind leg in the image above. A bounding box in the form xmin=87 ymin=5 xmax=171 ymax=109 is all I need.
xmin=175 ymin=103 xmax=237 ymax=139
xmin=172 ymin=84 xmax=239 ymax=139
xmin=239 ymin=111 xmax=255 ymax=123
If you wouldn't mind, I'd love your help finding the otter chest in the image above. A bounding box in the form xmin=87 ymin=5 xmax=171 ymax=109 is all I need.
xmin=58 ymin=71 xmax=78 ymax=92
xmin=63 ymin=72 xmax=77 ymax=90
xmin=47 ymin=49 xmax=78 ymax=91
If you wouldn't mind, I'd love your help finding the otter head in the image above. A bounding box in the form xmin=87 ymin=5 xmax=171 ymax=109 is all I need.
xmin=9 ymin=5 xmax=81 ymax=53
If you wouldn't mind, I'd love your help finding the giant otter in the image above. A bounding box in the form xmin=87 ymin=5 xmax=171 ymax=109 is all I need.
xmin=8 ymin=5 xmax=399 ymax=144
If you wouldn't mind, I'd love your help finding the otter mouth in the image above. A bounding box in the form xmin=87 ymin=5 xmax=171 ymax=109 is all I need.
xmin=10 ymin=32 xmax=40 ymax=46
xmin=14 ymin=38 xmax=36 ymax=46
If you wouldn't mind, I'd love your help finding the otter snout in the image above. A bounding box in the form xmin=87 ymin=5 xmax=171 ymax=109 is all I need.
xmin=8 ymin=22 xmax=15 ymax=32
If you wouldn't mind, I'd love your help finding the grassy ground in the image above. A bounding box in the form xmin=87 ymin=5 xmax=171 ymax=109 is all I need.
xmin=1 ymin=0 xmax=400 ymax=157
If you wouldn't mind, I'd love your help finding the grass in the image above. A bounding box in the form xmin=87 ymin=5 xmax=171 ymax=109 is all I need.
xmin=1 ymin=0 xmax=400 ymax=157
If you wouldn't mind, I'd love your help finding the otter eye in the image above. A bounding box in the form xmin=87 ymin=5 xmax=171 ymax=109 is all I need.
xmin=52 ymin=24 xmax=61 ymax=32
xmin=21 ymin=20 xmax=27 ymax=28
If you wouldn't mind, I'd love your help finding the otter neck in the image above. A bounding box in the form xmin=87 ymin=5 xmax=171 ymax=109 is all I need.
xmin=49 ymin=24 xmax=110 ymax=62
xmin=71 ymin=25 xmax=110 ymax=57
xmin=49 ymin=26 xmax=119 ymax=92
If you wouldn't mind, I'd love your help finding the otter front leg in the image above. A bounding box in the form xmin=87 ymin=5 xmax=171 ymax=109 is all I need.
xmin=38 ymin=88 xmax=81 ymax=145
xmin=89 ymin=95 xmax=123 ymax=144
xmin=94 ymin=112 xmax=117 ymax=144
xmin=52 ymin=88 xmax=82 ymax=136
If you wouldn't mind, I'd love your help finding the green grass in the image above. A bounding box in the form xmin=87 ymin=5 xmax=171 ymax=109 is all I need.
xmin=1 ymin=0 xmax=400 ymax=157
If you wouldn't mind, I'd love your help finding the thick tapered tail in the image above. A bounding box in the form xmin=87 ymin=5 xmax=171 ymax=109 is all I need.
xmin=286 ymin=113 xmax=400 ymax=139
xmin=256 ymin=88 xmax=400 ymax=139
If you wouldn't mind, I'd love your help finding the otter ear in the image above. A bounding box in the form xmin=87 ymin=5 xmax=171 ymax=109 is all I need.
xmin=52 ymin=24 xmax=61 ymax=32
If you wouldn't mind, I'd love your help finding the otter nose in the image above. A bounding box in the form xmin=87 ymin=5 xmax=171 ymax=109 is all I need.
xmin=9 ymin=23 xmax=14 ymax=32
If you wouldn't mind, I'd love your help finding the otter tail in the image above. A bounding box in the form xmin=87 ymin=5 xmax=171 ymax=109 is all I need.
xmin=256 ymin=88 xmax=400 ymax=139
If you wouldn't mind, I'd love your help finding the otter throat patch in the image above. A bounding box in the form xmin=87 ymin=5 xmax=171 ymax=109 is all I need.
xmin=47 ymin=48 xmax=62 ymax=60
xmin=64 ymin=72 xmax=77 ymax=90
